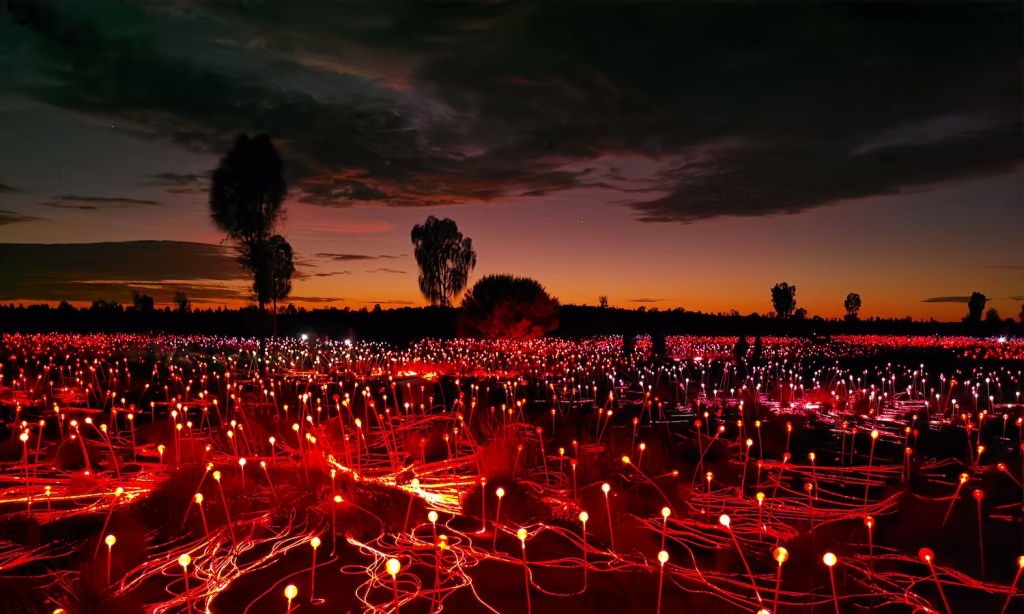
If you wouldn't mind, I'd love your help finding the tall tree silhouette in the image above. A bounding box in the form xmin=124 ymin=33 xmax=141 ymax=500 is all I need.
xmin=966 ymin=291 xmax=986 ymax=323
xmin=209 ymin=134 xmax=286 ymax=314
xmin=771 ymin=282 xmax=797 ymax=318
xmin=844 ymin=292 xmax=862 ymax=321
xmin=411 ymin=216 xmax=476 ymax=307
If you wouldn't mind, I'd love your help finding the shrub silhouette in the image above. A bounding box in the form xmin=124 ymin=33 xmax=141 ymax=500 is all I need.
xmin=458 ymin=275 xmax=559 ymax=339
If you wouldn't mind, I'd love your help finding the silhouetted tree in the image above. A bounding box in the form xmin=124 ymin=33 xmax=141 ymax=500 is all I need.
xmin=599 ymin=295 xmax=609 ymax=309
xmin=209 ymin=134 xmax=287 ymax=313
xmin=131 ymin=292 xmax=154 ymax=312
xmin=966 ymin=292 xmax=987 ymax=323
xmin=844 ymin=292 xmax=862 ymax=321
xmin=173 ymin=291 xmax=191 ymax=313
xmin=771 ymin=282 xmax=797 ymax=318
xmin=411 ymin=216 xmax=476 ymax=307
xmin=794 ymin=307 xmax=808 ymax=320
xmin=458 ymin=274 xmax=559 ymax=339
xmin=984 ymin=307 xmax=1001 ymax=323
xmin=240 ymin=234 xmax=294 ymax=336
xmin=1019 ymin=304 xmax=1024 ymax=324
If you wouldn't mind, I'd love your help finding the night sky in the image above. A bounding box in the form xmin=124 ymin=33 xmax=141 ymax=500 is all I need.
xmin=1 ymin=1 xmax=1021 ymax=319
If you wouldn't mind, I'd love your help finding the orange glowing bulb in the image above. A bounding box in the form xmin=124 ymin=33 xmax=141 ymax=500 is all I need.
xmin=658 ymin=550 xmax=669 ymax=564
xmin=104 ymin=534 xmax=116 ymax=547
xmin=773 ymin=547 xmax=789 ymax=564
xmin=284 ymin=584 xmax=298 ymax=599
xmin=178 ymin=553 xmax=191 ymax=568
xmin=823 ymin=552 xmax=837 ymax=567
xmin=579 ymin=511 xmax=588 ymax=523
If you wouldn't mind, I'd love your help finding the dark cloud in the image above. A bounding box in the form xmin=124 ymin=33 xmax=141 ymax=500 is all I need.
xmin=0 ymin=183 xmax=21 ymax=193
xmin=921 ymin=296 xmax=971 ymax=303
xmin=145 ymin=172 xmax=210 ymax=194
xmin=42 ymin=195 xmax=160 ymax=210
xmin=366 ymin=267 xmax=408 ymax=275
xmin=630 ymin=298 xmax=667 ymax=303
xmin=3 ymin=2 xmax=1021 ymax=220
xmin=316 ymin=253 xmax=401 ymax=262
xmin=0 ymin=241 xmax=247 ymax=302
xmin=363 ymin=299 xmax=415 ymax=306
xmin=0 ymin=209 xmax=42 ymax=225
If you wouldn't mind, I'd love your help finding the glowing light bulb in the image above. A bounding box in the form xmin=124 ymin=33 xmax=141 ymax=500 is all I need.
xmin=105 ymin=535 xmax=116 ymax=547
xmin=774 ymin=547 xmax=789 ymax=564
xmin=386 ymin=558 xmax=401 ymax=577
xmin=178 ymin=553 xmax=191 ymax=567
xmin=658 ymin=550 xmax=669 ymax=564
xmin=823 ymin=552 xmax=837 ymax=567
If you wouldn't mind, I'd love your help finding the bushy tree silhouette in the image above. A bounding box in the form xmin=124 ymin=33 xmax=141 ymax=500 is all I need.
xmin=411 ymin=216 xmax=476 ymax=307
xmin=771 ymin=282 xmax=797 ymax=318
xmin=240 ymin=234 xmax=295 ymax=335
xmin=209 ymin=134 xmax=287 ymax=314
xmin=131 ymin=291 xmax=154 ymax=312
xmin=844 ymin=292 xmax=862 ymax=321
xmin=966 ymin=292 xmax=986 ymax=323
xmin=173 ymin=291 xmax=191 ymax=313
xmin=458 ymin=275 xmax=559 ymax=339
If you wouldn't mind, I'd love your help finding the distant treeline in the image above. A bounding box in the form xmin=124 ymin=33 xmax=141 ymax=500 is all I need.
xmin=0 ymin=303 xmax=1019 ymax=342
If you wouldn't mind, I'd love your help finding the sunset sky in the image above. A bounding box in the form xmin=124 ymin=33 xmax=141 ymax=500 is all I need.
xmin=1 ymin=2 xmax=1021 ymax=320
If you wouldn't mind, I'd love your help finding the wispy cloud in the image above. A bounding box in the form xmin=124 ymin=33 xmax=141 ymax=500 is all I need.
xmin=316 ymin=253 xmax=402 ymax=262
xmin=0 ymin=209 xmax=42 ymax=225
xmin=42 ymin=195 xmax=160 ymax=210
xmin=366 ymin=267 xmax=408 ymax=275
xmin=921 ymin=296 xmax=971 ymax=303
xmin=363 ymin=299 xmax=415 ymax=306
xmin=630 ymin=297 xmax=667 ymax=303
